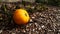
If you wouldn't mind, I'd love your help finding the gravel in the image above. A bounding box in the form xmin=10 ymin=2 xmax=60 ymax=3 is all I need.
xmin=0 ymin=2 xmax=60 ymax=34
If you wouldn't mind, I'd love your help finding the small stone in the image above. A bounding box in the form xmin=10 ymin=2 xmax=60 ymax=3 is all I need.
xmin=57 ymin=24 xmax=60 ymax=26
xmin=39 ymin=13 xmax=42 ymax=16
xmin=32 ymin=29 xmax=35 ymax=32
xmin=9 ymin=31 xmax=12 ymax=33
xmin=33 ymin=13 xmax=36 ymax=17
xmin=35 ymin=12 xmax=39 ymax=15
xmin=22 ymin=29 xmax=26 ymax=33
xmin=36 ymin=31 xmax=39 ymax=34
xmin=30 ymin=19 xmax=33 ymax=22
xmin=0 ymin=30 xmax=2 ymax=34
xmin=26 ymin=29 xmax=29 ymax=32
xmin=41 ymin=25 xmax=45 ymax=28
xmin=35 ymin=28 xmax=38 ymax=30
xmin=0 ymin=17 xmax=3 ymax=20
xmin=26 ymin=25 xmax=29 ymax=28
xmin=2 ymin=31 xmax=9 ymax=34
xmin=29 ymin=31 xmax=31 ymax=34
xmin=58 ymin=30 xmax=60 ymax=32
xmin=12 ymin=32 xmax=16 ymax=34
xmin=58 ymin=10 xmax=60 ymax=11
xmin=29 ymin=23 xmax=32 ymax=26
xmin=23 ymin=30 xmax=26 ymax=33
xmin=54 ymin=10 xmax=57 ymax=11
xmin=31 ymin=6 xmax=35 ymax=9
xmin=32 ymin=17 xmax=35 ymax=19
xmin=38 ymin=28 xmax=41 ymax=30
xmin=58 ymin=33 xmax=60 ymax=34
xmin=34 ymin=23 xmax=38 ymax=27
xmin=48 ymin=30 xmax=52 ymax=32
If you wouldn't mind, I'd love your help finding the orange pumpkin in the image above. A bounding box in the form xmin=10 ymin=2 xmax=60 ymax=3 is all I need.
xmin=13 ymin=9 xmax=30 ymax=25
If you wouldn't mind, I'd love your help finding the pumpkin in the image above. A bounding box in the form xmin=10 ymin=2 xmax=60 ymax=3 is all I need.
xmin=13 ymin=9 xmax=30 ymax=25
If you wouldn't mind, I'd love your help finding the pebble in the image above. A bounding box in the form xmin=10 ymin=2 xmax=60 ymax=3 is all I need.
xmin=41 ymin=25 xmax=45 ymax=29
xmin=54 ymin=10 xmax=57 ymax=12
xmin=31 ymin=6 xmax=35 ymax=9
xmin=0 ymin=30 xmax=2 ymax=34
xmin=29 ymin=23 xmax=32 ymax=26
xmin=0 ymin=17 xmax=3 ymax=20
xmin=58 ymin=30 xmax=60 ymax=32
xmin=38 ymin=27 xmax=41 ymax=30
xmin=32 ymin=16 xmax=35 ymax=19
xmin=23 ymin=30 xmax=26 ymax=33
xmin=30 ymin=19 xmax=33 ymax=22
xmin=58 ymin=33 xmax=60 ymax=34
xmin=11 ymin=32 xmax=16 ymax=34
xmin=36 ymin=31 xmax=39 ymax=34
xmin=35 ymin=12 xmax=39 ymax=15
xmin=32 ymin=29 xmax=35 ymax=32
xmin=29 ymin=31 xmax=31 ymax=34
xmin=39 ymin=13 xmax=42 ymax=16
xmin=26 ymin=29 xmax=29 ymax=32
xmin=34 ymin=23 xmax=39 ymax=27
xmin=58 ymin=10 xmax=60 ymax=11
xmin=48 ymin=30 xmax=52 ymax=32
xmin=33 ymin=13 xmax=36 ymax=17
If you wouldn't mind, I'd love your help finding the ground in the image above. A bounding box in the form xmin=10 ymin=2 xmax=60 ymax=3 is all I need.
xmin=0 ymin=2 xmax=60 ymax=34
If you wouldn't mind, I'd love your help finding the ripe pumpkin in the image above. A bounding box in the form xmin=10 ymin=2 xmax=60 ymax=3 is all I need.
xmin=13 ymin=9 xmax=30 ymax=25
